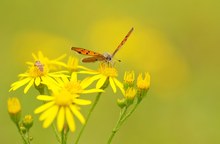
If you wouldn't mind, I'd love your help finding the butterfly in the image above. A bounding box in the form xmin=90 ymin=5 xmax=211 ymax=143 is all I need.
xmin=71 ymin=27 xmax=134 ymax=63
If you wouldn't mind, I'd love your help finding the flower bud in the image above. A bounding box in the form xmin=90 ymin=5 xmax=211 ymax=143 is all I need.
xmin=137 ymin=73 xmax=150 ymax=100
xmin=22 ymin=115 xmax=33 ymax=130
xmin=7 ymin=97 xmax=21 ymax=124
xmin=117 ymin=98 xmax=126 ymax=108
xmin=123 ymin=71 xmax=135 ymax=89
xmin=124 ymin=87 xmax=137 ymax=105
xmin=137 ymin=73 xmax=150 ymax=90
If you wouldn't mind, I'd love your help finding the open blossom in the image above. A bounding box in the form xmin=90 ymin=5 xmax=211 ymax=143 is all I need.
xmin=34 ymin=72 xmax=104 ymax=132
xmin=79 ymin=63 xmax=124 ymax=94
xmin=28 ymin=51 xmax=66 ymax=71
xmin=65 ymin=56 xmax=91 ymax=72
xmin=9 ymin=51 xmax=68 ymax=94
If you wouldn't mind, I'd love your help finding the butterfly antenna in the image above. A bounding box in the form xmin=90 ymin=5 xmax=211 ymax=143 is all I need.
xmin=111 ymin=27 xmax=134 ymax=58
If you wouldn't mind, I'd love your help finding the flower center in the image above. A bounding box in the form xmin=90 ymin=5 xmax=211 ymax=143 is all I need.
xmin=54 ymin=90 xmax=74 ymax=106
xmin=28 ymin=62 xmax=48 ymax=78
xmin=99 ymin=64 xmax=118 ymax=77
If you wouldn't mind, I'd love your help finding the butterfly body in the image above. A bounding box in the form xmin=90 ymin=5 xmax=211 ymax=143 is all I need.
xmin=71 ymin=27 xmax=134 ymax=63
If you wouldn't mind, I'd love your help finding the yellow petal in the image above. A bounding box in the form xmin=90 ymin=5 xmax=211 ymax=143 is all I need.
xmin=32 ymin=52 xmax=38 ymax=60
xmin=35 ymin=77 xmax=41 ymax=86
xmin=43 ymin=105 xmax=59 ymax=128
xmin=25 ymin=61 xmax=33 ymax=66
xmin=113 ymin=78 xmax=125 ymax=95
xmin=57 ymin=107 xmax=65 ymax=132
xmin=70 ymin=105 xmax=85 ymax=124
xmin=54 ymin=54 xmax=66 ymax=61
xmin=109 ymin=77 xmax=116 ymax=93
xmin=38 ymin=104 xmax=56 ymax=121
xmin=77 ymin=66 xmax=94 ymax=71
xmin=70 ymin=72 xmax=77 ymax=82
xmin=85 ymin=74 xmax=103 ymax=86
xmin=66 ymin=107 xmax=75 ymax=132
xmin=60 ymin=75 xmax=69 ymax=84
xmin=41 ymin=76 xmax=59 ymax=90
xmin=78 ymin=70 xmax=99 ymax=75
xmin=34 ymin=101 xmax=55 ymax=114
xmin=38 ymin=51 xmax=44 ymax=60
xmin=80 ymin=77 xmax=93 ymax=89
xmin=24 ymin=78 xmax=34 ymax=93
xmin=81 ymin=89 xmax=104 ymax=94
xmin=18 ymin=73 xmax=29 ymax=77
xmin=96 ymin=76 xmax=107 ymax=89
xmin=37 ymin=95 xmax=54 ymax=101
xmin=10 ymin=78 xmax=31 ymax=91
xmin=74 ymin=99 xmax=91 ymax=105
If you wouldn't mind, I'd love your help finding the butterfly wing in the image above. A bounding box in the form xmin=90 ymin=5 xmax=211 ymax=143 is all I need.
xmin=72 ymin=47 xmax=106 ymax=62
xmin=82 ymin=56 xmax=106 ymax=63
xmin=111 ymin=27 xmax=134 ymax=57
xmin=71 ymin=47 xmax=102 ymax=56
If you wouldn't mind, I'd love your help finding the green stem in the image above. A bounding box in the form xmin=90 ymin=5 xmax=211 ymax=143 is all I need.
xmin=16 ymin=123 xmax=29 ymax=144
xmin=64 ymin=127 xmax=69 ymax=144
xmin=107 ymin=100 xmax=142 ymax=144
xmin=120 ymin=101 xmax=141 ymax=124
xmin=61 ymin=126 xmax=69 ymax=144
xmin=26 ymin=129 xmax=31 ymax=144
xmin=107 ymin=107 xmax=127 ymax=144
xmin=75 ymin=92 xmax=103 ymax=144
xmin=61 ymin=129 xmax=65 ymax=144
xmin=53 ymin=123 xmax=61 ymax=143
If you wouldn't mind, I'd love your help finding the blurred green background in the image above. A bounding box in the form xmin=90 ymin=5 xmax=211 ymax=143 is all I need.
xmin=1 ymin=0 xmax=220 ymax=144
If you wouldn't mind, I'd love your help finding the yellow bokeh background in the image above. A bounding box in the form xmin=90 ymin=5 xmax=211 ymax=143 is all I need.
xmin=1 ymin=0 xmax=220 ymax=144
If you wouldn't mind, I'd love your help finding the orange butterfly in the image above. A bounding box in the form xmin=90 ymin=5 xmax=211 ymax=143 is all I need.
xmin=71 ymin=27 xmax=134 ymax=63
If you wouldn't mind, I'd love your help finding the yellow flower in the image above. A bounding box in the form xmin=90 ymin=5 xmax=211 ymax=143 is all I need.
xmin=137 ymin=73 xmax=150 ymax=90
xmin=124 ymin=87 xmax=137 ymax=101
xmin=80 ymin=63 xmax=124 ymax=94
xmin=8 ymin=97 xmax=21 ymax=123
xmin=9 ymin=60 xmax=68 ymax=94
xmin=34 ymin=72 xmax=104 ymax=132
xmin=65 ymin=56 xmax=92 ymax=72
xmin=123 ymin=71 xmax=135 ymax=88
xmin=28 ymin=51 xmax=66 ymax=71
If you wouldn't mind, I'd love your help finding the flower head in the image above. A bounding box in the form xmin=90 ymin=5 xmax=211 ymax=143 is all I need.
xmin=117 ymin=87 xmax=137 ymax=108
xmin=65 ymin=56 xmax=92 ymax=73
xmin=124 ymin=87 xmax=137 ymax=101
xmin=124 ymin=71 xmax=135 ymax=88
xmin=9 ymin=52 xmax=68 ymax=94
xmin=137 ymin=73 xmax=150 ymax=90
xmin=80 ymin=63 xmax=124 ymax=94
xmin=137 ymin=72 xmax=150 ymax=100
xmin=29 ymin=51 xmax=66 ymax=71
xmin=34 ymin=72 xmax=103 ymax=132
xmin=8 ymin=97 xmax=21 ymax=124
xmin=66 ymin=56 xmax=79 ymax=72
